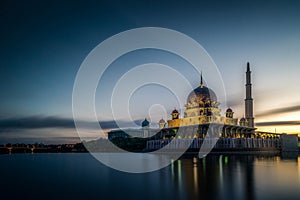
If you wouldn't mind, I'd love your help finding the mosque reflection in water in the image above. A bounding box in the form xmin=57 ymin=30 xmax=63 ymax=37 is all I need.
xmin=164 ymin=155 xmax=300 ymax=200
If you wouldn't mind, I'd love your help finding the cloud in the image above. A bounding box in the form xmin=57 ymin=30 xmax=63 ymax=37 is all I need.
xmin=0 ymin=116 xmax=147 ymax=144
xmin=0 ymin=116 xmax=142 ymax=133
xmin=256 ymin=104 xmax=300 ymax=117
xmin=255 ymin=120 xmax=300 ymax=126
xmin=0 ymin=116 xmax=75 ymax=130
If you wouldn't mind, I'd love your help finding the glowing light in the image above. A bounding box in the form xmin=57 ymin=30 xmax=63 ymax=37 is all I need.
xmin=224 ymin=156 xmax=229 ymax=164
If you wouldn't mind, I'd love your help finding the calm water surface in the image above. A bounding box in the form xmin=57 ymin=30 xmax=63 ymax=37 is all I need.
xmin=0 ymin=153 xmax=299 ymax=200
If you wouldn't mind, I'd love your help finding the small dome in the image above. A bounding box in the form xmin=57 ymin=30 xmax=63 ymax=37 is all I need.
xmin=226 ymin=108 xmax=233 ymax=113
xmin=240 ymin=117 xmax=246 ymax=122
xmin=159 ymin=118 xmax=166 ymax=123
xmin=142 ymin=118 xmax=150 ymax=127
xmin=171 ymin=109 xmax=179 ymax=114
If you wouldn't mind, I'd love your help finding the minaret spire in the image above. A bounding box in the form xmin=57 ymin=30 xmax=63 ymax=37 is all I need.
xmin=200 ymin=71 xmax=204 ymax=88
xmin=245 ymin=62 xmax=254 ymax=128
xmin=247 ymin=62 xmax=250 ymax=72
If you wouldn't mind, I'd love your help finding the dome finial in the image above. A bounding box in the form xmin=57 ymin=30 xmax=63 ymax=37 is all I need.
xmin=200 ymin=71 xmax=204 ymax=88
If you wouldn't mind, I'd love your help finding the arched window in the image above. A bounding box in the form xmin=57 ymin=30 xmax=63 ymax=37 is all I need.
xmin=200 ymin=110 xmax=204 ymax=115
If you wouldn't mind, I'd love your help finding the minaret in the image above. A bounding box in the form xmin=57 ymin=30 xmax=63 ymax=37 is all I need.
xmin=245 ymin=62 xmax=254 ymax=127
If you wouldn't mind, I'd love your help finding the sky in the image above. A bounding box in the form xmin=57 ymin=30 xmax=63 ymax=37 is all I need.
xmin=0 ymin=0 xmax=300 ymax=144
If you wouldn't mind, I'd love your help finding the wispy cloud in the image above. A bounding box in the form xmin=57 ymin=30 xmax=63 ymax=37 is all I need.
xmin=0 ymin=116 xmax=75 ymax=130
xmin=0 ymin=116 xmax=146 ymax=143
xmin=0 ymin=116 xmax=140 ymax=134
xmin=256 ymin=104 xmax=300 ymax=117
xmin=255 ymin=120 xmax=300 ymax=126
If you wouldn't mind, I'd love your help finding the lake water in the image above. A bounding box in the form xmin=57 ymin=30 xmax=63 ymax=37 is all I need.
xmin=0 ymin=153 xmax=299 ymax=200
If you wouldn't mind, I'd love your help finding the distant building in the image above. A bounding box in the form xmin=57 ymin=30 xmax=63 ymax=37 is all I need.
xmin=108 ymin=118 xmax=160 ymax=140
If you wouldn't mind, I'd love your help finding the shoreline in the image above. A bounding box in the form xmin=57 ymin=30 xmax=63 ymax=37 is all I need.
xmin=1 ymin=149 xmax=298 ymax=156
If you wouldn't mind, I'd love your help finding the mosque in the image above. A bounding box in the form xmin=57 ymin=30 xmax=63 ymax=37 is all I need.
xmin=108 ymin=62 xmax=262 ymax=140
xmin=156 ymin=62 xmax=255 ymax=139
xmin=107 ymin=63 xmax=299 ymax=152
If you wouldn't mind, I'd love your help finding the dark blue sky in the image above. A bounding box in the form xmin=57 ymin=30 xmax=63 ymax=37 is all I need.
xmin=1 ymin=0 xmax=300 ymax=143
